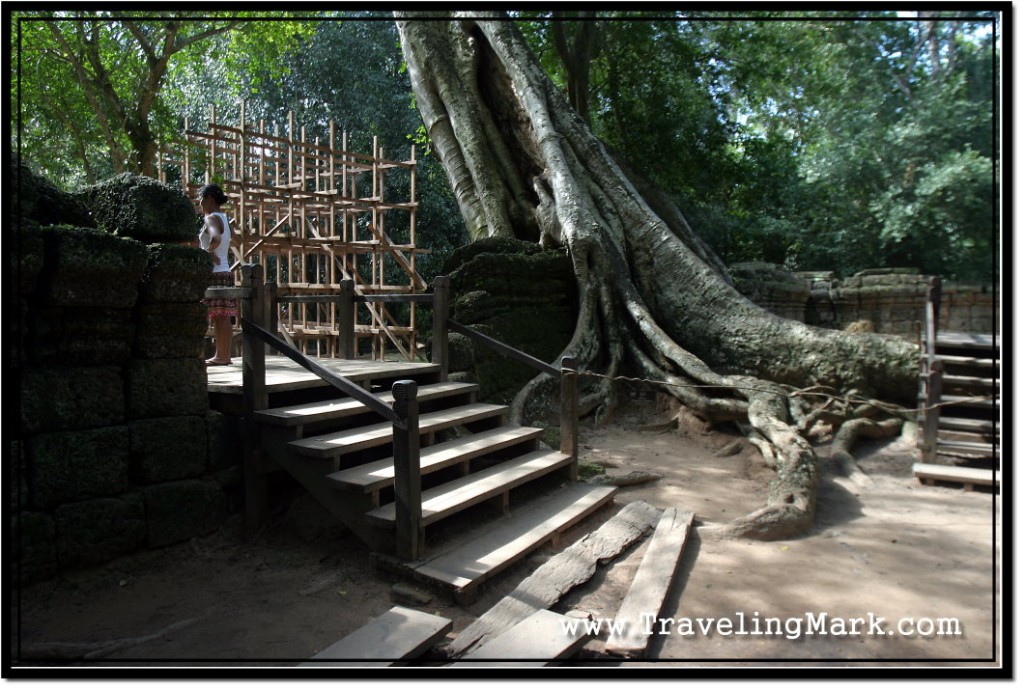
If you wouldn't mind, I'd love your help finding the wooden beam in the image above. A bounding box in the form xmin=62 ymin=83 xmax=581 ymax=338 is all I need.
xmin=604 ymin=508 xmax=695 ymax=659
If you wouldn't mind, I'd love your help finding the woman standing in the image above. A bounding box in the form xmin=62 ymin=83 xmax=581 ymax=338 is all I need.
xmin=197 ymin=183 xmax=236 ymax=366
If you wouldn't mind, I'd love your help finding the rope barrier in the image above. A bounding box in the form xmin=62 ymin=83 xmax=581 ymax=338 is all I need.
xmin=560 ymin=366 xmax=998 ymax=419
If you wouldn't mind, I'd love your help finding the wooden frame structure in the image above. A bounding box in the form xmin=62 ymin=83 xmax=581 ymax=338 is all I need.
xmin=159 ymin=102 xmax=427 ymax=360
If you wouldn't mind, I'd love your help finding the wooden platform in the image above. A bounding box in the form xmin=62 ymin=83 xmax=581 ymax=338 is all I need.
xmin=206 ymin=355 xmax=441 ymax=396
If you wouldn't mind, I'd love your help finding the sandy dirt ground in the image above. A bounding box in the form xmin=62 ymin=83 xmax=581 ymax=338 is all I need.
xmin=11 ymin=401 xmax=1003 ymax=675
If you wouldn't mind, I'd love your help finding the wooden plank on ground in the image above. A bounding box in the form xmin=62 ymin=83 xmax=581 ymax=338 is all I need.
xmin=450 ymin=609 xmax=591 ymax=667
xmin=603 ymin=508 xmax=695 ymax=659
xmin=447 ymin=499 xmax=662 ymax=658
xmin=301 ymin=606 xmax=451 ymax=667
xmin=913 ymin=463 xmax=999 ymax=488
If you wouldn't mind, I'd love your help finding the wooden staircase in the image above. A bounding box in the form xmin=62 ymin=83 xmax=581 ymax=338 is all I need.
xmin=917 ymin=331 xmax=1000 ymax=463
xmin=220 ymin=267 xmax=616 ymax=602
xmin=916 ymin=277 xmax=1000 ymax=487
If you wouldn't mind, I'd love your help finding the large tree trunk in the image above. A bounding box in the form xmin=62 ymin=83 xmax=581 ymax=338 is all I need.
xmin=395 ymin=13 xmax=920 ymax=539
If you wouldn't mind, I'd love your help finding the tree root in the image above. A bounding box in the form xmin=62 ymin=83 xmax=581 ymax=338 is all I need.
xmin=830 ymin=416 xmax=905 ymax=487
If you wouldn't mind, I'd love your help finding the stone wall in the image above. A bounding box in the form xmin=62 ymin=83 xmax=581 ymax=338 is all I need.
xmin=732 ymin=265 xmax=998 ymax=339
xmin=439 ymin=238 xmax=577 ymax=405
xmin=14 ymin=165 xmax=239 ymax=583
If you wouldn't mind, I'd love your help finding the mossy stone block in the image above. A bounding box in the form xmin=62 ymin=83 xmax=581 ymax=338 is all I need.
xmin=20 ymin=366 xmax=125 ymax=435
xmin=134 ymin=301 xmax=207 ymax=359
xmin=142 ymin=479 xmax=228 ymax=548
xmin=72 ymin=173 xmax=199 ymax=243
xmin=39 ymin=226 xmax=148 ymax=308
xmin=13 ymin=511 xmax=58 ymax=584
xmin=53 ymin=494 xmax=146 ymax=569
xmin=29 ymin=427 xmax=131 ymax=509
xmin=129 ymin=416 xmax=208 ymax=484
xmin=139 ymin=243 xmax=213 ymax=304
xmin=125 ymin=358 xmax=208 ymax=419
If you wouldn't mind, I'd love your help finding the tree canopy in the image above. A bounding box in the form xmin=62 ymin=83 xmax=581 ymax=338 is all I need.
xmin=11 ymin=10 xmax=1000 ymax=283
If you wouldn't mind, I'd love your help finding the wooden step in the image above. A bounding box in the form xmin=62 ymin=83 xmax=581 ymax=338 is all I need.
xmin=929 ymin=354 xmax=998 ymax=372
xmin=301 ymin=605 xmax=452 ymax=667
xmin=913 ymin=463 xmax=1000 ymax=490
xmin=934 ymin=331 xmax=999 ymax=349
xmin=412 ymin=484 xmax=616 ymax=601
xmin=289 ymin=403 xmax=508 ymax=459
xmin=937 ymin=394 xmax=999 ymax=411
xmin=935 ymin=439 xmax=999 ymax=456
xmin=327 ymin=425 xmax=544 ymax=493
xmin=933 ymin=416 xmax=998 ymax=434
xmin=940 ymin=374 xmax=999 ymax=390
xmin=255 ymin=381 xmax=478 ymax=427
xmin=366 ymin=449 xmax=575 ymax=527
xmin=450 ymin=609 xmax=591 ymax=666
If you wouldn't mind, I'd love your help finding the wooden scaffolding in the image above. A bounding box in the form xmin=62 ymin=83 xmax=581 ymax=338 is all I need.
xmin=159 ymin=102 xmax=428 ymax=361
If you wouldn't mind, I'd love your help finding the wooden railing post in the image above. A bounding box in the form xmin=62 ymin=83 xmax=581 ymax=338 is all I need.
xmin=560 ymin=356 xmax=579 ymax=480
xmin=338 ymin=279 xmax=355 ymax=359
xmin=392 ymin=380 xmax=422 ymax=560
xmin=432 ymin=276 xmax=450 ymax=381
xmin=921 ymin=359 xmax=944 ymax=464
xmin=241 ymin=264 xmax=269 ymax=532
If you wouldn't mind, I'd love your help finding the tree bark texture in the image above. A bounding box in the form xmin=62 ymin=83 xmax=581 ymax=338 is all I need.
xmin=395 ymin=13 xmax=919 ymax=539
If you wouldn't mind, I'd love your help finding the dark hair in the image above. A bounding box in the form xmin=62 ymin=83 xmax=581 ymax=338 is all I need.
xmin=198 ymin=184 xmax=228 ymax=205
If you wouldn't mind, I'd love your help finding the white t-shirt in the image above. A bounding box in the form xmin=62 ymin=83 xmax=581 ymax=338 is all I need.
xmin=199 ymin=211 xmax=232 ymax=273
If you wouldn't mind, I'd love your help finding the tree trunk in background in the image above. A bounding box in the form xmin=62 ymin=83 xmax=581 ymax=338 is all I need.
xmin=396 ymin=12 xmax=920 ymax=539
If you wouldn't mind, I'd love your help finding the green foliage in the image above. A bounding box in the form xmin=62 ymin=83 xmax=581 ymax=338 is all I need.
xmin=517 ymin=11 xmax=999 ymax=283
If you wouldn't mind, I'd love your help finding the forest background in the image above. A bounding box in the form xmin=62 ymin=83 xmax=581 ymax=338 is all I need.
xmin=12 ymin=8 xmax=999 ymax=286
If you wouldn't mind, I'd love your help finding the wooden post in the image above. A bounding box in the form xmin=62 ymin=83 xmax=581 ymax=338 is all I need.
xmin=432 ymin=276 xmax=450 ymax=381
xmin=920 ymin=359 xmax=944 ymax=464
xmin=560 ymin=356 xmax=579 ymax=480
xmin=241 ymin=264 xmax=269 ymax=532
xmin=339 ymin=279 xmax=355 ymax=360
xmin=392 ymin=380 xmax=422 ymax=561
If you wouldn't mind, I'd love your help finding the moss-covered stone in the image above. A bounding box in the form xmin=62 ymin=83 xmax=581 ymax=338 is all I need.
xmin=53 ymin=494 xmax=146 ymax=569
xmin=29 ymin=427 xmax=131 ymax=509
xmin=129 ymin=416 xmax=208 ymax=484
xmin=125 ymin=358 xmax=208 ymax=419
xmin=13 ymin=225 xmax=46 ymax=296
xmin=19 ymin=367 xmax=125 ymax=435
xmin=441 ymin=236 xmax=544 ymax=275
xmin=442 ymin=239 xmax=576 ymax=405
xmin=26 ymin=306 xmax=135 ymax=366
xmin=139 ymin=243 xmax=212 ymax=304
xmin=37 ymin=226 xmax=149 ymax=308
xmin=72 ymin=172 xmax=199 ymax=243
xmin=142 ymin=479 xmax=228 ymax=548
xmin=13 ymin=511 xmax=58 ymax=584
xmin=134 ymin=301 xmax=207 ymax=359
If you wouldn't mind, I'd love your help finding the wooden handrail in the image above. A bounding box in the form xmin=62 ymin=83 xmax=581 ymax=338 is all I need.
xmin=240 ymin=317 xmax=401 ymax=425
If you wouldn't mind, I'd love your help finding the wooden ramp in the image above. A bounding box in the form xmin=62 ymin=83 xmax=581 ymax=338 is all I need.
xmin=913 ymin=463 xmax=1000 ymax=492
xmin=604 ymin=508 xmax=695 ymax=659
xmin=300 ymin=606 xmax=452 ymax=667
